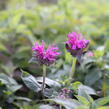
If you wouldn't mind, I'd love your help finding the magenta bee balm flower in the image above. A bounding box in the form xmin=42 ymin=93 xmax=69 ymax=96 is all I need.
xmin=66 ymin=32 xmax=89 ymax=57
xmin=32 ymin=41 xmax=60 ymax=66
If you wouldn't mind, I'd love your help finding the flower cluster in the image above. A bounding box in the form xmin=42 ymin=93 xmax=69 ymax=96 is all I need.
xmin=32 ymin=41 xmax=60 ymax=66
xmin=31 ymin=32 xmax=89 ymax=65
xmin=58 ymin=88 xmax=72 ymax=99
xmin=66 ymin=32 xmax=89 ymax=57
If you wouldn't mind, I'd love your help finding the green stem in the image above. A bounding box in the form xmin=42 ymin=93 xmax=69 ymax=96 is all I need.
xmin=69 ymin=57 xmax=77 ymax=81
xmin=60 ymin=105 xmax=62 ymax=109
xmin=42 ymin=65 xmax=46 ymax=94
xmin=103 ymin=75 xmax=107 ymax=97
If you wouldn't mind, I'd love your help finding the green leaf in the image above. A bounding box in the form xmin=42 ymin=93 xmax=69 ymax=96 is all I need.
xmin=71 ymin=81 xmax=82 ymax=90
xmin=97 ymin=106 xmax=109 ymax=109
xmin=81 ymin=58 xmax=95 ymax=70
xmin=0 ymin=73 xmax=22 ymax=92
xmin=0 ymin=43 xmax=7 ymax=51
xmin=38 ymin=105 xmax=54 ymax=109
xmin=75 ymin=95 xmax=89 ymax=105
xmin=14 ymin=96 xmax=32 ymax=102
xmin=21 ymin=70 xmax=41 ymax=92
xmin=47 ymin=98 xmax=81 ymax=109
xmin=65 ymin=51 xmax=73 ymax=64
xmin=102 ymin=80 xmax=109 ymax=96
xmin=36 ymin=77 xmax=61 ymax=88
xmin=85 ymin=70 xmax=102 ymax=86
xmin=94 ymin=46 xmax=105 ymax=58
xmin=8 ymin=85 xmax=22 ymax=93
xmin=43 ymin=88 xmax=54 ymax=98
xmin=91 ymin=96 xmax=109 ymax=109
xmin=10 ymin=12 xmax=23 ymax=27
xmin=76 ymin=105 xmax=90 ymax=109
xmin=78 ymin=85 xmax=96 ymax=95
xmin=105 ymin=40 xmax=109 ymax=52
xmin=1 ymin=62 xmax=16 ymax=75
xmin=78 ymin=85 xmax=94 ymax=103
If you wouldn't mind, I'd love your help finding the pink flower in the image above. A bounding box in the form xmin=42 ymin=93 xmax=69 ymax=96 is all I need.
xmin=58 ymin=88 xmax=72 ymax=99
xmin=32 ymin=41 xmax=60 ymax=66
xmin=87 ymin=51 xmax=94 ymax=57
xmin=66 ymin=32 xmax=89 ymax=57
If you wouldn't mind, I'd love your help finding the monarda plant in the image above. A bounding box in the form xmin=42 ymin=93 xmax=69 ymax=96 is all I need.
xmin=65 ymin=32 xmax=89 ymax=81
xmin=32 ymin=41 xmax=60 ymax=94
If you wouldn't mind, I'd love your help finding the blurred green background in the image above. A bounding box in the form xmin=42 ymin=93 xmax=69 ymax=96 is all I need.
xmin=0 ymin=0 xmax=109 ymax=70
xmin=0 ymin=0 xmax=109 ymax=108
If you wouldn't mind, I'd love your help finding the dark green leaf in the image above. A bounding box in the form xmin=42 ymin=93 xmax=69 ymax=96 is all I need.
xmin=47 ymin=98 xmax=81 ymax=109
xmin=36 ymin=77 xmax=61 ymax=88
xmin=38 ymin=105 xmax=54 ymax=109
xmin=85 ymin=70 xmax=102 ymax=85
xmin=0 ymin=73 xmax=22 ymax=92
xmin=21 ymin=70 xmax=41 ymax=92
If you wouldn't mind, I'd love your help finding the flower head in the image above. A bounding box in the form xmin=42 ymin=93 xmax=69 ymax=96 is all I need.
xmin=58 ymin=88 xmax=72 ymax=99
xmin=66 ymin=32 xmax=89 ymax=57
xmin=32 ymin=41 xmax=60 ymax=66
